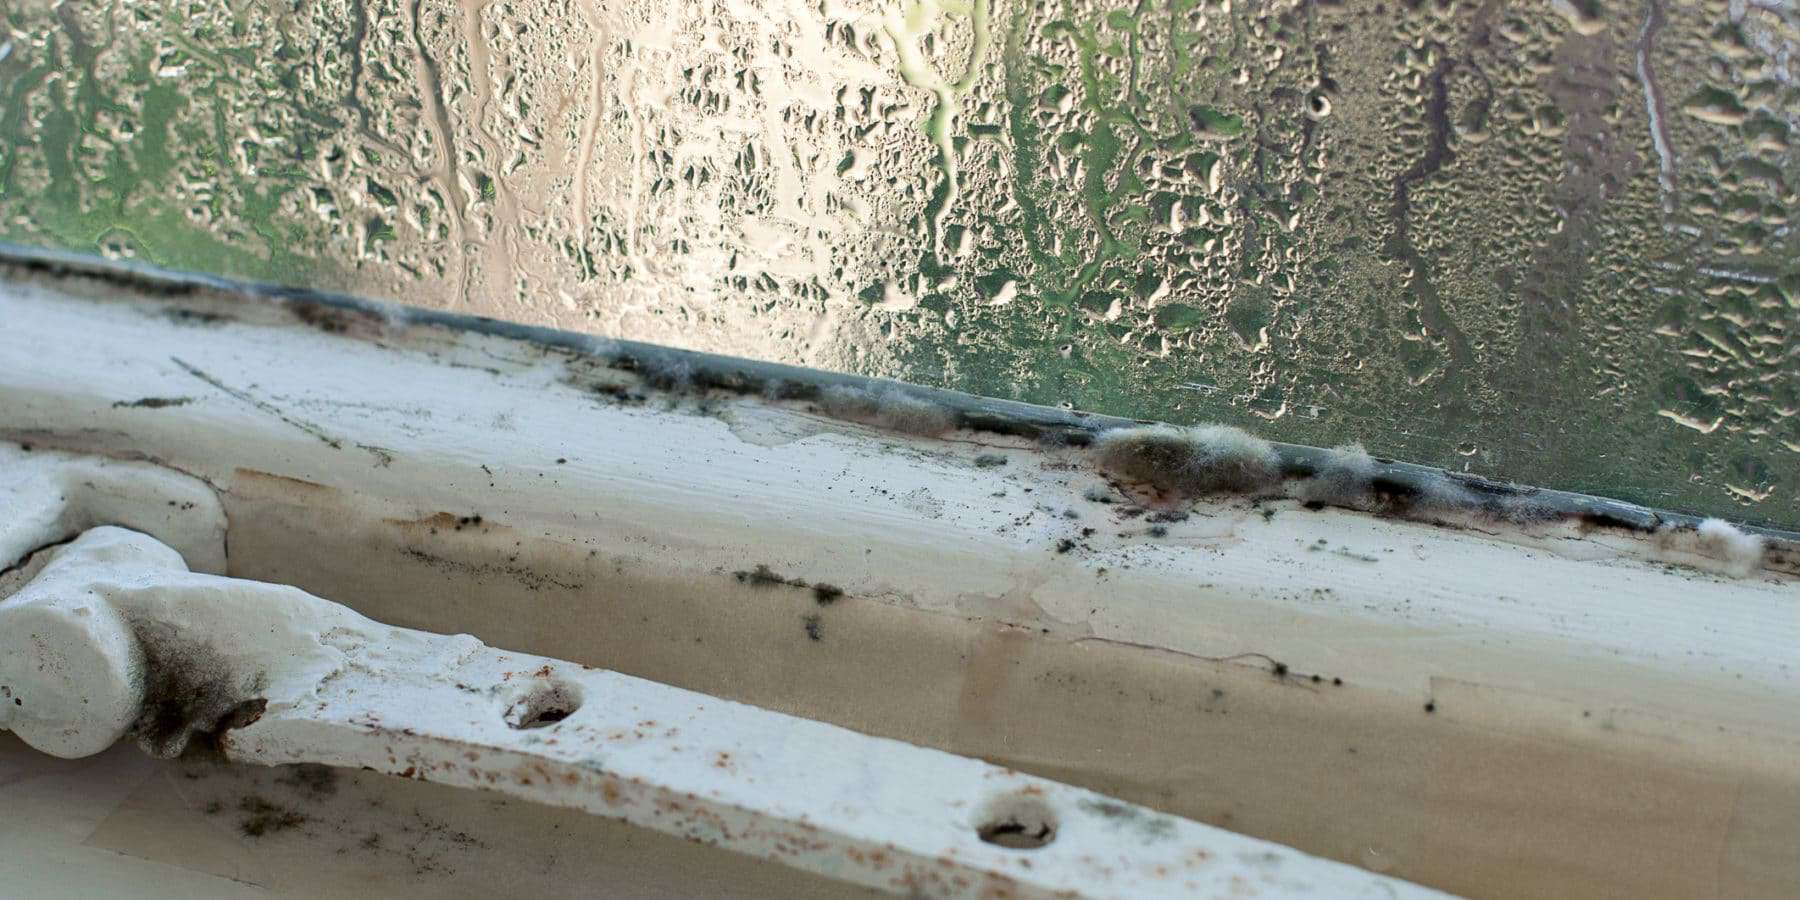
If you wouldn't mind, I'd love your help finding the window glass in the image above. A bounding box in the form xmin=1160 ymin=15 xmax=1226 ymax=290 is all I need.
xmin=1 ymin=0 xmax=1793 ymax=525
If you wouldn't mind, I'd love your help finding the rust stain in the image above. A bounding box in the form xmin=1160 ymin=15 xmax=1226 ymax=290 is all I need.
xmin=383 ymin=511 xmax=461 ymax=529
xmin=600 ymin=778 xmax=627 ymax=807
xmin=232 ymin=467 xmax=339 ymax=500
xmin=956 ymin=626 xmax=1032 ymax=737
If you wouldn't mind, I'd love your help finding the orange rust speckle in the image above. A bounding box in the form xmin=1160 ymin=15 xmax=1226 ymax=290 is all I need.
xmin=399 ymin=766 xmax=416 ymax=778
xmin=713 ymin=751 xmax=733 ymax=770
xmin=534 ymin=665 xmax=553 ymax=678
xmin=1020 ymin=785 xmax=1044 ymax=796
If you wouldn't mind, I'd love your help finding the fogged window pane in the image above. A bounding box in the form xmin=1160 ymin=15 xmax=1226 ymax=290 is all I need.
xmin=1 ymin=0 xmax=1794 ymax=525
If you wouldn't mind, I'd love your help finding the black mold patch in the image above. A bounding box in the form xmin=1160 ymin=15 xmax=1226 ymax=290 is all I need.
xmin=164 ymin=308 xmax=235 ymax=326
xmin=1081 ymin=486 xmax=1117 ymax=504
xmin=811 ymin=583 xmax=844 ymax=604
xmin=279 ymin=763 xmax=339 ymax=798
xmin=1580 ymin=510 xmax=1645 ymax=532
xmin=1076 ymin=798 xmax=1177 ymax=841
xmin=802 ymin=614 xmax=823 ymax=641
xmin=402 ymin=547 xmax=582 ymax=592
xmin=131 ymin=620 xmax=268 ymax=759
xmin=287 ymin=299 xmax=390 ymax=339
xmin=238 ymin=795 xmax=307 ymax=837
xmin=111 ymin=396 xmax=194 ymax=409
xmin=733 ymin=564 xmax=807 ymax=590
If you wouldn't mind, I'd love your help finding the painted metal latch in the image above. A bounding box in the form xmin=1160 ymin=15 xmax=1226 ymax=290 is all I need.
xmin=0 ymin=446 xmax=1444 ymax=898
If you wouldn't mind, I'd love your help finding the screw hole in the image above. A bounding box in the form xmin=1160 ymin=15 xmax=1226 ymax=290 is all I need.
xmin=974 ymin=793 xmax=1058 ymax=850
xmin=503 ymin=679 xmax=582 ymax=730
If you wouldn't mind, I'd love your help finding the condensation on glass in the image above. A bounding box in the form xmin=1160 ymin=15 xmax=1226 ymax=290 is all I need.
xmin=0 ymin=0 xmax=1794 ymax=525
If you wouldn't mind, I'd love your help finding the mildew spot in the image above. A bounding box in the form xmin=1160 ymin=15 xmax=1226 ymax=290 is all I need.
xmin=1091 ymin=424 xmax=1281 ymax=498
xmin=1654 ymin=518 xmax=1766 ymax=578
xmin=1294 ymin=443 xmax=1375 ymax=507
xmin=818 ymin=385 xmax=958 ymax=437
